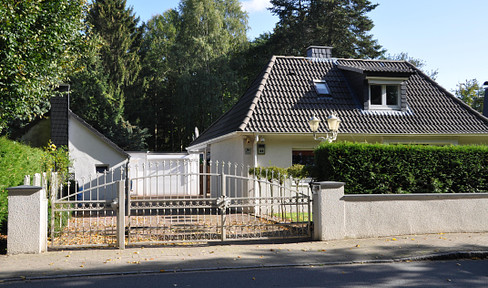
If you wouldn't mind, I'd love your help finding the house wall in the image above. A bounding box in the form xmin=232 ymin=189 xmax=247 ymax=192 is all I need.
xmin=209 ymin=137 xmax=254 ymax=197
xmin=207 ymin=133 xmax=488 ymax=171
xmin=210 ymin=137 xmax=248 ymax=165
xmin=69 ymin=115 xmax=127 ymax=184
xmin=255 ymin=135 xmax=318 ymax=168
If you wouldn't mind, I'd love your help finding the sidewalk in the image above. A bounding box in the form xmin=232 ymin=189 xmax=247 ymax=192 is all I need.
xmin=1 ymin=232 xmax=487 ymax=282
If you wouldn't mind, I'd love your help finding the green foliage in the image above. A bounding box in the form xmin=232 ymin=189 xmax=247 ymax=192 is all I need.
xmin=249 ymin=166 xmax=288 ymax=183
xmin=453 ymin=79 xmax=484 ymax=113
xmin=0 ymin=137 xmax=46 ymax=230
xmin=128 ymin=0 xmax=249 ymax=151
xmin=314 ymin=142 xmax=488 ymax=194
xmin=41 ymin=140 xmax=72 ymax=183
xmin=69 ymin=0 xmax=149 ymax=150
xmin=249 ymin=164 xmax=310 ymax=184
xmin=0 ymin=0 xmax=88 ymax=134
xmin=125 ymin=9 xmax=181 ymax=151
xmin=268 ymin=0 xmax=384 ymax=58
xmin=88 ymin=0 xmax=142 ymax=112
xmin=286 ymin=164 xmax=309 ymax=181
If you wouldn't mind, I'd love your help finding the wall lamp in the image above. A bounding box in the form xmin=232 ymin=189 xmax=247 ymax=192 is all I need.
xmin=308 ymin=114 xmax=341 ymax=143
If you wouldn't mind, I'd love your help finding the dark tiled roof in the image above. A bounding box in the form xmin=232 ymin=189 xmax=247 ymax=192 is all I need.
xmin=337 ymin=59 xmax=415 ymax=74
xmin=189 ymin=56 xmax=488 ymax=147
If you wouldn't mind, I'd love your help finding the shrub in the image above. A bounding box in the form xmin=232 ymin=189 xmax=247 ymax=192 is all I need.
xmin=249 ymin=164 xmax=310 ymax=184
xmin=314 ymin=142 xmax=488 ymax=194
xmin=0 ymin=137 xmax=46 ymax=230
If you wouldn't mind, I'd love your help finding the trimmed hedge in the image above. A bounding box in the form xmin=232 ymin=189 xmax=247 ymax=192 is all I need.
xmin=314 ymin=142 xmax=488 ymax=194
xmin=0 ymin=137 xmax=46 ymax=230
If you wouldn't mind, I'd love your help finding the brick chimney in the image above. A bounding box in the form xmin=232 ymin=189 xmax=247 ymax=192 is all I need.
xmin=484 ymin=81 xmax=488 ymax=118
xmin=306 ymin=46 xmax=333 ymax=59
xmin=50 ymin=84 xmax=70 ymax=148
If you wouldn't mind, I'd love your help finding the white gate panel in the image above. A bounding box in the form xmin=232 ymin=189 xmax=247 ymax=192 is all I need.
xmin=129 ymin=152 xmax=200 ymax=197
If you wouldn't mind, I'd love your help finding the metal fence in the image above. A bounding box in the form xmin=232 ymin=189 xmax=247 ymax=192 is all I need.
xmin=27 ymin=161 xmax=312 ymax=249
xmin=25 ymin=171 xmax=126 ymax=249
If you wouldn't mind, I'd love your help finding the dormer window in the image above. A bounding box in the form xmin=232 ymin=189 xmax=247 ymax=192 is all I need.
xmin=367 ymin=77 xmax=407 ymax=110
xmin=370 ymin=84 xmax=399 ymax=107
xmin=314 ymin=80 xmax=331 ymax=96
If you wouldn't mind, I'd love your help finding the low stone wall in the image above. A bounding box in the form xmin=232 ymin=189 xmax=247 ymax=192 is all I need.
xmin=313 ymin=182 xmax=488 ymax=241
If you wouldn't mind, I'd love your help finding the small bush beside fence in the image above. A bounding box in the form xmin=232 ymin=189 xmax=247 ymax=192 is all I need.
xmin=0 ymin=137 xmax=46 ymax=230
xmin=314 ymin=142 xmax=488 ymax=194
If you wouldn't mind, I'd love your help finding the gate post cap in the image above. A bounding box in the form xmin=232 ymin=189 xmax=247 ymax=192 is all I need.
xmin=7 ymin=185 xmax=43 ymax=195
xmin=311 ymin=181 xmax=345 ymax=189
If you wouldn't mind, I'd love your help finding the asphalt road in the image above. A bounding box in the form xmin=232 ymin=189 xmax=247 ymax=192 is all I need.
xmin=2 ymin=259 xmax=487 ymax=288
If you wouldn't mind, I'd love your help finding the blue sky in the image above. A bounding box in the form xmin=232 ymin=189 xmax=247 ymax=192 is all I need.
xmin=126 ymin=0 xmax=488 ymax=92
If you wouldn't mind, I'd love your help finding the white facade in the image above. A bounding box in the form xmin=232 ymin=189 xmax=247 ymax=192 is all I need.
xmin=194 ymin=132 xmax=488 ymax=170
xmin=68 ymin=114 xmax=128 ymax=184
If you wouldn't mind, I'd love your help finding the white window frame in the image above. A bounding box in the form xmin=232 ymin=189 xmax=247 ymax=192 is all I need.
xmin=367 ymin=77 xmax=407 ymax=110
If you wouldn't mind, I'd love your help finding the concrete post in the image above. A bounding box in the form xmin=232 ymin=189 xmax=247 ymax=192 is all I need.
xmin=7 ymin=185 xmax=48 ymax=255
xmin=312 ymin=181 xmax=346 ymax=241
xmin=117 ymin=181 xmax=126 ymax=250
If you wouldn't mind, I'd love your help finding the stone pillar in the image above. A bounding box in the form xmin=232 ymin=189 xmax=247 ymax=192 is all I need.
xmin=312 ymin=181 xmax=346 ymax=241
xmin=7 ymin=185 xmax=48 ymax=255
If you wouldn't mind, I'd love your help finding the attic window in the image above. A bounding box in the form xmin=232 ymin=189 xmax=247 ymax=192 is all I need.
xmin=370 ymin=84 xmax=399 ymax=107
xmin=313 ymin=80 xmax=331 ymax=96
xmin=367 ymin=77 xmax=407 ymax=110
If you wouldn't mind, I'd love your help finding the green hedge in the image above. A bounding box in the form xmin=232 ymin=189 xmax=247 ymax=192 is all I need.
xmin=249 ymin=164 xmax=310 ymax=183
xmin=0 ymin=137 xmax=46 ymax=230
xmin=314 ymin=142 xmax=488 ymax=194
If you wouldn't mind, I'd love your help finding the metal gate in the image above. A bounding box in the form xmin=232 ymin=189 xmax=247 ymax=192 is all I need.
xmin=45 ymin=172 xmax=126 ymax=249
xmin=126 ymin=161 xmax=311 ymax=245
xmin=39 ymin=161 xmax=311 ymax=249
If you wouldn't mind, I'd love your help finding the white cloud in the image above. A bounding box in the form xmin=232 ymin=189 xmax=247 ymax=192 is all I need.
xmin=241 ymin=0 xmax=272 ymax=13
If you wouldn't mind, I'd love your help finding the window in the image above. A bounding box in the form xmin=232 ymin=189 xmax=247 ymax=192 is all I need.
xmin=292 ymin=150 xmax=314 ymax=166
xmin=313 ymin=80 xmax=331 ymax=96
xmin=367 ymin=77 xmax=407 ymax=110
xmin=370 ymin=84 xmax=399 ymax=108
xmin=96 ymin=164 xmax=109 ymax=174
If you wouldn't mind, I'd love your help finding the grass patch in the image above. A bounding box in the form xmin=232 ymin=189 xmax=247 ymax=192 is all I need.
xmin=274 ymin=212 xmax=311 ymax=222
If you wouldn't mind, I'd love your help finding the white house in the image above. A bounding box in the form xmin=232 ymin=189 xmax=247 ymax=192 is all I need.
xmin=20 ymin=85 xmax=129 ymax=186
xmin=187 ymin=46 xmax=488 ymax=169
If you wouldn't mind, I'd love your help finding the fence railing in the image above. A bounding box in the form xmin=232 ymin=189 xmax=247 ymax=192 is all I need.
xmin=24 ymin=161 xmax=313 ymax=248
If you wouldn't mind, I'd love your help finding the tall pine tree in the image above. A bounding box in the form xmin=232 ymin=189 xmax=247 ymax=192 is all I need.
xmin=69 ymin=0 xmax=149 ymax=150
xmin=87 ymin=0 xmax=142 ymax=121
xmin=243 ymin=0 xmax=384 ymax=85
xmin=268 ymin=0 xmax=383 ymax=58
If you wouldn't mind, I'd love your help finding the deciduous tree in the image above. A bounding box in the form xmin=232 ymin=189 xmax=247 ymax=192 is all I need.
xmin=0 ymin=0 xmax=87 ymax=134
xmin=454 ymin=79 xmax=484 ymax=113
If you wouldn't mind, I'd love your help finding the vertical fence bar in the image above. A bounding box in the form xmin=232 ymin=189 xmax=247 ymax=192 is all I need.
xmin=220 ymin=173 xmax=226 ymax=241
